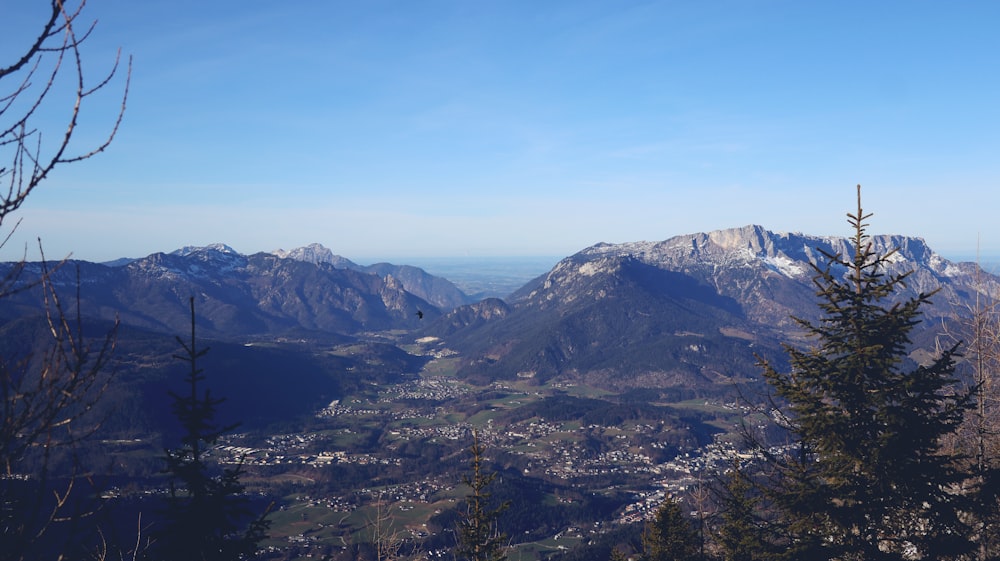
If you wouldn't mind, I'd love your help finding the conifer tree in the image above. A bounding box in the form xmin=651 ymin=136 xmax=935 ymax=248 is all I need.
xmin=758 ymin=186 xmax=973 ymax=560
xmin=641 ymin=496 xmax=700 ymax=561
xmin=152 ymin=297 xmax=269 ymax=561
xmin=609 ymin=546 xmax=629 ymax=561
xmin=456 ymin=430 xmax=508 ymax=561
xmin=713 ymin=462 xmax=774 ymax=561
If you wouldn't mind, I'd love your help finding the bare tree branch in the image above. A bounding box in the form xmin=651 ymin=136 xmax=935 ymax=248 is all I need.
xmin=0 ymin=0 xmax=131 ymax=233
xmin=0 ymin=2 xmax=61 ymax=79
xmin=0 ymin=2 xmax=128 ymax=558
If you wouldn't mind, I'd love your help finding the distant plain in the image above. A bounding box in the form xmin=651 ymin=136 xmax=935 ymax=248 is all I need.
xmin=363 ymin=255 xmax=562 ymax=299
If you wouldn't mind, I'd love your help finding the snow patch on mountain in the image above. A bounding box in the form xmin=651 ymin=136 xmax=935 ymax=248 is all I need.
xmin=548 ymin=226 xmax=995 ymax=318
xmin=171 ymin=243 xmax=240 ymax=257
xmin=929 ymin=253 xmax=966 ymax=278
xmin=763 ymin=254 xmax=807 ymax=278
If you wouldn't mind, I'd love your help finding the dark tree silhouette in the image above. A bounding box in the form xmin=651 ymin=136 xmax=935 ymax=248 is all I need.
xmin=712 ymin=461 xmax=775 ymax=561
xmin=456 ymin=430 xmax=508 ymax=561
xmin=641 ymin=496 xmax=700 ymax=561
xmin=151 ymin=297 xmax=269 ymax=561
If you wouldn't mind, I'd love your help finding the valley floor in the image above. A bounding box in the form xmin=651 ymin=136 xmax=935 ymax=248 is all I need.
xmin=186 ymin=345 xmax=758 ymax=561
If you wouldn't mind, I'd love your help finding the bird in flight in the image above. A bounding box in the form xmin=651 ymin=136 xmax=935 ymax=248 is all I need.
xmin=416 ymin=310 xmax=424 ymax=319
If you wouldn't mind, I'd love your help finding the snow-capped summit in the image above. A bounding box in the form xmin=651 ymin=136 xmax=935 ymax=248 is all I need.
xmin=171 ymin=243 xmax=241 ymax=257
xmin=271 ymin=243 xmax=357 ymax=268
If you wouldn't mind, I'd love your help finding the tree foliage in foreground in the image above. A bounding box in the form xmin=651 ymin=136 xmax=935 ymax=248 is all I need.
xmin=456 ymin=431 xmax=509 ymax=561
xmin=641 ymin=496 xmax=700 ymax=561
xmin=757 ymin=186 xmax=974 ymax=560
xmin=712 ymin=462 xmax=776 ymax=561
xmin=941 ymin=248 xmax=1000 ymax=560
xmin=151 ymin=297 xmax=270 ymax=561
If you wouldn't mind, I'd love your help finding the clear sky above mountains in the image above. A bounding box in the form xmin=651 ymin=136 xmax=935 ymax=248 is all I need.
xmin=5 ymin=1 xmax=1000 ymax=263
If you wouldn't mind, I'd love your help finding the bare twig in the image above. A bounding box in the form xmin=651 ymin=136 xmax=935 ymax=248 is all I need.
xmin=0 ymin=2 xmax=128 ymax=558
xmin=0 ymin=0 xmax=131 ymax=233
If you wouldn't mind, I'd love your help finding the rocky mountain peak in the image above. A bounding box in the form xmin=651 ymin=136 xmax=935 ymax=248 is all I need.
xmin=171 ymin=243 xmax=241 ymax=257
xmin=573 ymin=226 xmax=959 ymax=283
xmin=271 ymin=243 xmax=357 ymax=268
xmin=436 ymin=227 xmax=1000 ymax=389
xmin=269 ymin=245 xmax=472 ymax=310
xmin=705 ymin=224 xmax=770 ymax=252
xmin=159 ymin=243 xmax=248 ymax=275
xmin=499 ymin=226 xmax=998 ymax=366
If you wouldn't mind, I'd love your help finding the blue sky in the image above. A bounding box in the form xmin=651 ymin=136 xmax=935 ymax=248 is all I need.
xmin=5 ymin=1 xmax=1000 ymax=263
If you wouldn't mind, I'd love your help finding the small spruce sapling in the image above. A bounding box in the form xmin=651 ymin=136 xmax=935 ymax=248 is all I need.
xmin=154 ymin=297 xmax=269 ymax=561
xmin=456 ymin=430 xmax=509 ymax=561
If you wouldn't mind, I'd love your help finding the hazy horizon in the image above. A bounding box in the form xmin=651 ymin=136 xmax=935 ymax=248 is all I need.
xmin=58 ymin=237 xmax=1000 ymax=272
xmin=6 ymin=2 xmax=1000 ymax=263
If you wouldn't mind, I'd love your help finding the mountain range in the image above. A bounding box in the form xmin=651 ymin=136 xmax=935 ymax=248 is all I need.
xmin=1 ymin=226 xmax=996 ymax=407
xmin=3 ymin=226 xmax=993 ymax=559
xmin=0 ymin=243 xmax=469 ymax=340
xmin=424 ymin=225 xmax=996 ymax=390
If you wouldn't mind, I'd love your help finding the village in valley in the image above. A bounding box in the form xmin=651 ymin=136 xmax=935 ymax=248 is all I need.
xmin=193 ymin=343 xmax=760 ymax=558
